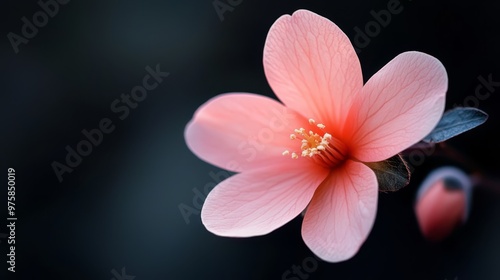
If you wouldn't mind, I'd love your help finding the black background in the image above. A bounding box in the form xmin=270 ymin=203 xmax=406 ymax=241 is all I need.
xmin=2 ymin=0 xmax=500 ymax=279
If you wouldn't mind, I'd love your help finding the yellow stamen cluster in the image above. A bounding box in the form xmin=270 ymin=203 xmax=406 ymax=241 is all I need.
xmin=283 ymin=119 xmax=332 ymax=159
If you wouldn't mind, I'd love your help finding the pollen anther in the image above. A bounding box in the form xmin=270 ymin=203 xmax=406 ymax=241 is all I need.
xmin=282 ymin=119 xmax=346 ymax=166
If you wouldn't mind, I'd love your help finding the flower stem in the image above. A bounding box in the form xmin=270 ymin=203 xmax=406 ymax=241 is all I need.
xmin=471 ymin=173 xmax=500 ymax=194
xmin=402 ymin=142 xmax=480 ymax=171
xmin=404 ymin=141 xmax=500 ymax=194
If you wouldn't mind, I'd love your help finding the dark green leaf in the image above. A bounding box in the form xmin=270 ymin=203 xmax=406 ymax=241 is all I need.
xmin=366 ymin=154 xmax=411 ymax=192
xmin=423 ymin=107 xmax=488 ymax=143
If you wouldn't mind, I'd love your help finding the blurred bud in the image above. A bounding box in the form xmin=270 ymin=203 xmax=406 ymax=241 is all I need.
xmin=415 ymin=166 xmax=472 ymax=241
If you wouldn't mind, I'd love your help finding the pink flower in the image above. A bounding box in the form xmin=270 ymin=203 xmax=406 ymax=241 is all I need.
xmin=185 ymin=10 xmax=447 ymax=262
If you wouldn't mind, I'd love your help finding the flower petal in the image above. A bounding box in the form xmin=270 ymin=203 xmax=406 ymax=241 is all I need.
xmin=185 ymin=93 xmax=309 ymax=172
xmin=345 ymin=51 xmax=448 ymax=162
xmin=302 ymin=160 xmax=378 ymax=262
xmin=264 ymin=9 xmax=363 ymax=131
xmin=201 ymin=162 xmax=329 ymax=237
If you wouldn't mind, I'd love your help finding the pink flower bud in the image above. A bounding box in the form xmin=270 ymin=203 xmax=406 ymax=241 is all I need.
xmin=415 ymin=167 xmax=472 ymax=241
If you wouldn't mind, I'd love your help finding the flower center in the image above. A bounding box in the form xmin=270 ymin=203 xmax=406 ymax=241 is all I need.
xmin=283 ymin=119 xmax=346 ymax=168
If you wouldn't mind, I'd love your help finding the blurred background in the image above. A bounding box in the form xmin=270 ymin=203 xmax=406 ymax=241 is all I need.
xmin=2 ymin=0 xmax=500 ymax=279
